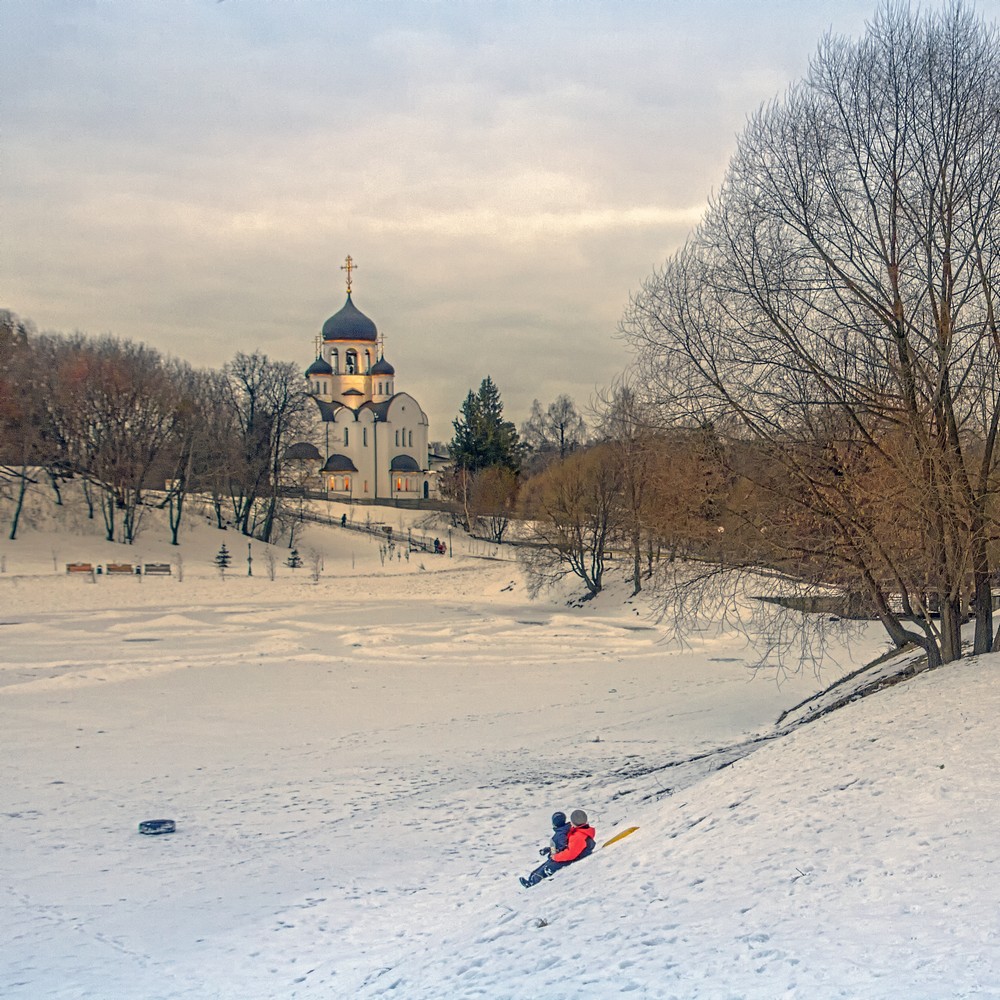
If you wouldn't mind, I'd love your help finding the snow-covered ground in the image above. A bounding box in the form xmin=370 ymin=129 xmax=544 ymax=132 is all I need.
xmin=2 ymin=491 xmax=998 ymax=999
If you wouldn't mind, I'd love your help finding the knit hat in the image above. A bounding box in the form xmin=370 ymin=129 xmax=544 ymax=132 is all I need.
xmin=551 ymin=811 xmax=567 ymax=828
xmin=570 ymin=809 xmax=588 ymax=826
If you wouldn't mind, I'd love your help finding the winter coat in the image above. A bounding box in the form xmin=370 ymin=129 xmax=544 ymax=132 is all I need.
xmin=551 ymin=823 xmax=596 ymax=864
xmin=550 ymin=820 xmax=571 ymax=854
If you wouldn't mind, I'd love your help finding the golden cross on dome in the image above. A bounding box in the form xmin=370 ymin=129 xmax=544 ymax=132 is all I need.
xmin=377 ymin=331 xmax=385 ymax=358
xmin=313 ymin=335 xmax=322 ymax=356
xmin=341 ymin=254 xmax=357 ymax=294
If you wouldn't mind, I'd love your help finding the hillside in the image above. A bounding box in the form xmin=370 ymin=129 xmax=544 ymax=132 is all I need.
xmin=1 ymin=490 xmax=996 ymax=999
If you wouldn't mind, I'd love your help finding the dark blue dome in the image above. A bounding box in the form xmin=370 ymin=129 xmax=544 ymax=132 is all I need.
xmin=305 ymin=356 xmax=333 ymax=376
xmin=371 ymin=355 xmax=395 ymax=376
xmin=322 ymin=293 xmax=377 ymax=342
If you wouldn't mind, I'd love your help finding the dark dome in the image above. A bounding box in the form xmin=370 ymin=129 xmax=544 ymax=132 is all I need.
xmin=389 ymin=454 xmax=421 ymax=472
xmin=321 ymin=453 xmax=359 ymax=473
xmin=371 ymin=355 xmax=395 ymax=376
xmin=284 ymin=442 xmax=322 ymax=461
xmin=305 ymin=356 xmax=333 ymax=376
xmin=322 ymin=293 xmax=377 ymax=342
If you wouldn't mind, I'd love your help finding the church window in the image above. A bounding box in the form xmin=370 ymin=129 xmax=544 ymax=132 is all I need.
xmin=331 ymin=349 xmax=339 ymax=373
xmin=344 ymin=427 xmax=349 ymax=446
xmin=346 ymin=350 xmax=358 ymax=374
xmin=408 ymin=430 xmax=413 ymax=447
xmin=365 ymin=350 xmax=372 ymax=373
xmin=363 ymin=427 xmax=368 ymax=446
xmin=344 ymin=476 xmax=351 ymax=491
xmin=394 ymin=430 xmax=399 ymax=446
xmin=323 ymin=381 xmax=328 ymax=394
xmin=364 ymin=480 xmax=368 ymax=493
xmin=397 ymin=477 xmax=403 ymax=491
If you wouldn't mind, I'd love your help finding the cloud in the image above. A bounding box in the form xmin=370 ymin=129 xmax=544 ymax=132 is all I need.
xmin=4 ymin=0 xmax=970 ymax=435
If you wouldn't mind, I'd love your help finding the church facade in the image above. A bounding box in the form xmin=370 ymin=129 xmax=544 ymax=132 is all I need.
xmin=286 ymin=257 xmax=435 ymax=502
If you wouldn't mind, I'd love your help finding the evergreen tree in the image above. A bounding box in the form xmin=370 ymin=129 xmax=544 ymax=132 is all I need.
xmin=449 ymin=376 xmax=522 ymax=475
xmin=214 ymin=544 xmax=231 ymax=573
xmin=286 ymin=547 xmax=302 ymax=569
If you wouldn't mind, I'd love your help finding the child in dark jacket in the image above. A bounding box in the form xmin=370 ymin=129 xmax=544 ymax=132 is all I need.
xmin=520 ymin=809 xmax=595 ymax=888
xmin=540 ymin=811 xmax=571 ymax=857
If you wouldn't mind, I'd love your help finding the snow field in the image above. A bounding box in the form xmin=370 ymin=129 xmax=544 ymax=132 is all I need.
xmin=2 ymin=494 xmax=996 ymax=998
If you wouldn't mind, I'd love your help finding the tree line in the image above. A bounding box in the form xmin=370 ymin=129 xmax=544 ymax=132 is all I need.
xmin=450 ymin=4 xmax=1000 ymax=672
xmin=0 ymin=312 xmax=310 ymax=545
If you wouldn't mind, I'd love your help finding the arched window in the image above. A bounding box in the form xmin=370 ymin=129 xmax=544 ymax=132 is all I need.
xmin=364 ymin=350 xmax=372 ymax=373
xmin=331 ymin=349 xmax=339 ymax=373
xmin=346 ymin=350 xmax=358 ymax=374
xmin=344 ymin=427 xmax=349 ymax=446
xmin=408 ymin=430 xmax=413 ymax=447
xmin=395 ymin=430 xmax=400 ymax=446
xmin=363 ymin=427 xmax=368 ymax=446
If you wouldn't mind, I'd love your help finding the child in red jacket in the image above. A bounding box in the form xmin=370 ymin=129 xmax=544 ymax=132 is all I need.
xmin=519 ymin=809 xmax=595 ymax=888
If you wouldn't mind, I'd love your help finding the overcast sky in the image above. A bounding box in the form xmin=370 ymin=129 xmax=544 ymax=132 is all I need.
xmin=6 ymin=0 xmax=998 ymax=437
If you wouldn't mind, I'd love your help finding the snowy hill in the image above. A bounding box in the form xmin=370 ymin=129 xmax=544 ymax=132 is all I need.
xmin=1 ymin=494 xmax=997 ymax=999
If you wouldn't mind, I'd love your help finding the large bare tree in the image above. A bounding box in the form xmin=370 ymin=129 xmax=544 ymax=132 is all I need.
xmin=624 ymin=3 xmax=1000 ymax=667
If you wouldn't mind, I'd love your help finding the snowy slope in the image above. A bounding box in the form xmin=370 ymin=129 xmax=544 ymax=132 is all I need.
xmin=1 ymin=493 xmax=996 ymax=999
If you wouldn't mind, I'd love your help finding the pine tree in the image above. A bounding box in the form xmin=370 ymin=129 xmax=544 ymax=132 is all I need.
xmin=214 ymin=543 xmax=231 ymax=573
xmin=449 ymin=376 xmax=522 ymax=475
xmin=286 ymin=547 xmax=302 ymax=569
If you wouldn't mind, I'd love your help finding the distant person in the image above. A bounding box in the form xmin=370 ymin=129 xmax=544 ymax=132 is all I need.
xmin=519 ymin=809 xmax=595 ymax=888
xmin=341 ymin=513 xmax=347 ymax=527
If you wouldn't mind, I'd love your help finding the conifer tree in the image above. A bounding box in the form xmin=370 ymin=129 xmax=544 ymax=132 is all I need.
xmin=214 ymin=543 xmax=231 ymax=573
xmin=449 ymin=376 xmax=522 ymax=475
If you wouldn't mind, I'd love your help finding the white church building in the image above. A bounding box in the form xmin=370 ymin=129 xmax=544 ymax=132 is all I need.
xmin=285 ymin=257 xmax=436 ymax=502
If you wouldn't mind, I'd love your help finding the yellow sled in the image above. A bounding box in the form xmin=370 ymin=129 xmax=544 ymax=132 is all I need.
xmin=602 ymin=826 xmax=639 ymax=848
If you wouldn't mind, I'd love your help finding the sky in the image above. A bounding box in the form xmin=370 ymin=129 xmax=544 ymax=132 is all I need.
xmin=7 ymin=0 xmax=999 ymax=437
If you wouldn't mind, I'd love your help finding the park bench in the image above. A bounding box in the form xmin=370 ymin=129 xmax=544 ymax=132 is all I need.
xmin=66 ymin=562 xmax=94 ymax=575
xmin=105 ymin=563 xmax=134 ymax=575
xmin=143 ymin=563 xmax=172 ymax=576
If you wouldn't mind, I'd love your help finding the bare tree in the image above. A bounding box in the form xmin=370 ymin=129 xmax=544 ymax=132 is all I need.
xmin=518 ymin=443 xmax=622 ymax=599
xmin=520 ymin=394 xmax=588 ymax=469
xmin=468 ymin=465 xmax=518 ymax=543
xmin=221 ymin=352 xmax=309 ymax=542
xmin=624 ymin=3 xmax=1000 ymax=668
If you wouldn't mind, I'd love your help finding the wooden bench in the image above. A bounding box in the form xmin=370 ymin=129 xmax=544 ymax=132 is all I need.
xmin=66 ymin=562 xmax=94 ymax=575
xmin=143 ymin=563 xmax=172 ymax=576
xmin=105 ymin=563 xmax=134 ymax=575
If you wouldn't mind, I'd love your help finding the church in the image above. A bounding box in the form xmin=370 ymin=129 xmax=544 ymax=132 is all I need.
xmin=285 ymin=256 xmax=435 ymax=502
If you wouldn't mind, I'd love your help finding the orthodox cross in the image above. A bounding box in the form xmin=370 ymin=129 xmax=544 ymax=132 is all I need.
xmin=313 ymin=335 xmax=322 ymax=357
xmin=341 ymin=254 xmax=357 ymax=293
xmin=377 ymin=331 xmax=385 ymax=358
